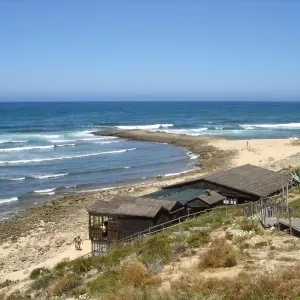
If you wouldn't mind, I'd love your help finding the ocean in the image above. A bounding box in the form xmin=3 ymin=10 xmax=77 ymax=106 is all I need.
xmin=0 ymin=100 xmax=300 ymax=218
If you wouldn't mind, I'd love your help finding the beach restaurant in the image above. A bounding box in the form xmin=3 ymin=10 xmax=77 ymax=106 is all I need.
xmin=164 ymin=164 xmax=291 ymax=203
xmin=87 ymin=195 xmax=183 ymax=254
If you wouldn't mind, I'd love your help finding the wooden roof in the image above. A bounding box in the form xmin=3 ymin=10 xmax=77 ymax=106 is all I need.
xmin=166 ymin=164 xmax=291 ymax=198
xmin=197 ymin=191 xmax=226 ymax=205
xmin=87 ymin=195 xmax=180 ymax=218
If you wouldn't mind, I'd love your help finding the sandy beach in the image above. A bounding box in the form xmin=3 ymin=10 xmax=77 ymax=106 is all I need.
xmin=1 ymin=130 xmax=300 ymax=286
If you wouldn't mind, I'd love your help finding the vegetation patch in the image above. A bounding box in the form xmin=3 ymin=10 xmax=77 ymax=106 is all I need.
xmin=185 ymin=230 xmax=210 ymax=248
xmin=29 ymin=267 xmax=50 ymax=280
xmin=199 ymin=238 xmax=237 ymax=269
xmin=140 ymin=233 xmax=172 ymax=264
xmin=48 ymin=274 xmax=82 ymax=296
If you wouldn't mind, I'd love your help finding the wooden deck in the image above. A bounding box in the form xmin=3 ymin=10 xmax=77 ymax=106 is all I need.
xmin=261 ymin=215 xmax=300 ymax=235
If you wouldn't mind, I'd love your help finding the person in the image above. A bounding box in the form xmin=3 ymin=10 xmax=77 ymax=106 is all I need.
xmin=77 ymin=235 xmax=83 ymax=250
xmin=74 ymin=236 xmax=78 ymax=250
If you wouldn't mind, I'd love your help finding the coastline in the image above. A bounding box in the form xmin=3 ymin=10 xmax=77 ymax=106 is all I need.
xmin=93 ymin=129 xmax=237 ymax=172
xmin=2 ymin=130 xmax=300 ymax=282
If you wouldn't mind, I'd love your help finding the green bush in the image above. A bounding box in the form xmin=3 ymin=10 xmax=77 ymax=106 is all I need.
xmin=236 ymin=217 xmax=262 ymax=234
xmin=71 ymin=257 xmax=93 ymax=274
xmin=29 ymin=267 xmax=50 ymax=280
xmin=88 ymin=270 xmax=120 ymax=294
xmin=140 ymin=233 xmax=172 ymax=264
xmin=186 ymin=230 xmax=210 ymax=248
xmin=92 ymin=244 xmax=135 ymax=268
xmin=31 ymin=273 xmax=55 ymax=290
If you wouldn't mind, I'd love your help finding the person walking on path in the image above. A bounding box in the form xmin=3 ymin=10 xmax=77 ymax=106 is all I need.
xmin=74 ymin=236 xmax=79 ymax=250
xmin=77 ymin=236 xmax=83 ymax=250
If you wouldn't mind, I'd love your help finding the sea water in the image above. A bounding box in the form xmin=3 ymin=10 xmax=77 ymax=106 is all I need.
xmin=0 ymin=100 xmax=300 ymax=217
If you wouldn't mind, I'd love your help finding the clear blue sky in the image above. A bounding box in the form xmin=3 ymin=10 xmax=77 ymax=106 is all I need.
xmin=0 ymin=1 xmax=299 ymax=99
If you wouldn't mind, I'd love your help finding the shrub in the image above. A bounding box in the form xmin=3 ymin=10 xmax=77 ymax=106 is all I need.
xmin=29 ymin=267 xmax=50 ymax=280
xmin=88 ymin=270 xmax=120 ymax=294
xmin=54 ymin=259 xmax=70 ymax=276
xmin=140 ymin=234 xmax=172 ymax=264
xmin=71 ymin=257 xmax=93 ymax=274
xmin=236 ymin=217 xmax=263 ymax=234
xmin=92 ymin=244 xmax=134 ymax=268
xmin=186 ymin=230 xmax=210 ymax=248
xmin=48 ymin=274 xmax=82 ymax=296
xmin=121 ymin=261 xmax=149 ymax=287
xmin=31 ymin=273 xmax=55 ymax=290
xmin=198 ymin=238 xmax=237 ymax=269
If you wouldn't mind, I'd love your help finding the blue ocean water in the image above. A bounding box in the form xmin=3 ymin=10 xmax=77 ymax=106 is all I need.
xmin=0 ymin=101 xmax=300 ymax=217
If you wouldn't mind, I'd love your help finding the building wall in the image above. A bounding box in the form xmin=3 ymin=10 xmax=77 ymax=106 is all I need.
xmin=118 ymin=217 xmax=154 ymax=239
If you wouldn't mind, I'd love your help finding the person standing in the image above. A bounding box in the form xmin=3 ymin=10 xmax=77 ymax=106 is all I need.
xmin=77 ymin=236 xmax=83 ymax=250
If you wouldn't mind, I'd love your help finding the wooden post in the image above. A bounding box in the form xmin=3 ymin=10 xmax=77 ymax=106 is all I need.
xmin=286 ymin=183 xmax=289 ymax=208
xmin=288 ymin=207 xmax=292 ymax=235
xmin=276 ymin=204 xmax=280 ymax=231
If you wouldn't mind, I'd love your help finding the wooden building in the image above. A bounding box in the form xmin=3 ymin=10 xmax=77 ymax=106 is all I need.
xmin=87 ymin=195 xmax=183 ymax=254
xmin=165 ymin=164 xmax=291 ymax=203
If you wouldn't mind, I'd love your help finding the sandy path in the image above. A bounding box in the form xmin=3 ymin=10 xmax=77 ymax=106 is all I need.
xmin=1 ymin=239 xmax=90 ymax=282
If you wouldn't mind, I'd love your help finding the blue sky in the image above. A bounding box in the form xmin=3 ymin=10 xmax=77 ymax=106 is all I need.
xmin=0 ymin=1 xmax=299 ymax=99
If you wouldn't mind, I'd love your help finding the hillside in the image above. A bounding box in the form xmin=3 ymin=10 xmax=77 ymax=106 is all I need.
xmin=2 ymin=206 xmax=300 ymax=300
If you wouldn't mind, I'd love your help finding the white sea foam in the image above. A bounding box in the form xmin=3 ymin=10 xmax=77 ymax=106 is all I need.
xmin=80 ymin=137 xmax=118 ymax=141
xmin=241 ymin=123 xmax=300 ymax=129
xmin=187 ymin=152 xmax=199 ymax=159
xmin=163 ymin=128 xmax=208 ymax=136
xmin=124 ymin=166 xmax=131 ymax=169
xmin=94 ymin=141 xmax=120 ymax=144
xmin=0 ymin=145 xmax=54 ymax=152
xmin=117 ymin=124 xmax=174 ymax=130
xmin=10 ymin=140 xmax=28 ymax=143
xmin=0 ymin=148 xmax=136 ymax=165
xmin=78 ymin=186 xmax=117 ymax=193
xmin=0 ymin=177 xmax=25 ymax=181
xmin=0 ymin=197 xmax=18 ymax=204
xmin=34 ymin=188 xmax=56 ymax=195
xmin=163 ymin=169 xmax=196 ymax=177
xmin=30 ymin=173 xmax=69 ymax=179
xmin=55 ymin=144 xmax=76 ymax=147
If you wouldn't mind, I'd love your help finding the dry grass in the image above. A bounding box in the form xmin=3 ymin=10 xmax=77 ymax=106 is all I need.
xmin=171 ymin=266 xmax=300 ymax=300
xmin=47 ymin=275 xmax=81 ymax=296
xmin=186 ymin=229 xmax=211 ymax=248
xmin=198 ymin=238 xmax=237 ymax=269
xmin=121 ymin=261 xmax=149 ymax=287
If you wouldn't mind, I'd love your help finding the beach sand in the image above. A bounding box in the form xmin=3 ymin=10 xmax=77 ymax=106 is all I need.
xmin=1 ymin=130 xmax=300 ymax=285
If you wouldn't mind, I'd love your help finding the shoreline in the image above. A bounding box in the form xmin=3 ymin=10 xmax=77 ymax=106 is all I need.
xmin=93 ymin=129 xmax=237 ymax=172
xmin=2 ymin=130 xmax=300 ymax=282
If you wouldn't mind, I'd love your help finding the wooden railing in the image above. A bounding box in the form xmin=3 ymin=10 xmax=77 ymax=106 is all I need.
xmin=115 ymin=204 xmax=246 ymax=245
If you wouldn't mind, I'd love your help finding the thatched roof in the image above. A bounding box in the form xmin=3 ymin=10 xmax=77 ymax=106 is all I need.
xmin=87 ymin=195 xmax=180 ymax=218
xmin=166 ymin=164 xmax=291 ymax=198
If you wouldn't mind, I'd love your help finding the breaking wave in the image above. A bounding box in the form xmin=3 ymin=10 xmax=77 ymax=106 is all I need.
xmin=163 ymin=169 xmax=196 ymax=177
xmin=0 ymin=145 xmax=54 ymax=152
xmin=55 ymin=144 xmax=76 ymax=147
xmin=0 ymin=177 xmax=25 ymax=181
xmin=240 ymin=123 xmax=300 ymax=129
xmin=0 ymin=148 xmax=136 ymax=165
xmin=29 ymin=173 xmax=69 ymax=179
xmin=116 ymin=124 xmax=174 ymax=130
xmin=0 ymin=197 xmax=18 ymax=204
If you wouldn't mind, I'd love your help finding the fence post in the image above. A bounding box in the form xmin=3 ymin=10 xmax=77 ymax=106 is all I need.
xmin=288 ymin=207 xmax=292 ymax=235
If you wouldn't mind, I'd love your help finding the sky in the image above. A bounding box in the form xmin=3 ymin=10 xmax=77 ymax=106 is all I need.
xmin=0 ymin=1 xmax=300 ymax=99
